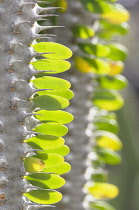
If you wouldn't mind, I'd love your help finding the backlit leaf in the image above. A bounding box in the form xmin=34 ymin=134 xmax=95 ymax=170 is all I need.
xmin=32 ymin=76 xmax=71 ymax=92
xmin=93 ymin=89 xmax=124 ymax=111
xmin=38 ymin=89 xmax=74 ymax=100
xmin=87 ymin=182 xmax=119 ymax=199
xmin=94 ymin=118 xmax=119 ymax=134
xmin=97 ymin=75 xmax=128 ymax=90
xmin=24 ymin=157 xmax=45 ymax=173
xmin=37 ymin=145 xmax=70 ymax=156
xmin=31 ymin=59 xmax=71 ymax=74
xmin=101 ymin=3 xmax=130 ymax=24
xmin=24 ymin=190 xmax=62 ymax=204
xmin=43 ymin=162 xmax=71 ymax=174
xmin=81 ymin=0 xmax=112 ymax=13
xmin=91 ymin=171 xmax=108 ymax=182
xmin=55 ymin=0 xmax=68 ymax=13
xmin=25 ymin=135 xmax=65 ymax=150
xmin=35 ymin=110 xmax=74 ymax=124
xmin=74 ymin=56 xmax=110 ymax=74
xmin=90 ymin=201 xmax=116 ymax=210
xmin=32 ymin=42 xmax=72 ymax=59
xmin=108 ymin=61 xmax=124 ymax=76
xmin=94 ymin=130 xmax=122 ymax=151
xmin=78 ymin=43 xmax=110 ymax=57
xmin=33 ymin=153 xmax=64 ymax=169
xmin=97 ymin=148 xmax=121 ymax=165
xmin=34 ymin=122 xmax=68 ymax=137
xmin=33 ymin=95 xmax=69 ymax=110
xmin=106 ymin=43 xmax=128 ymax=61
xmin=72 ymin=25 xmax=95 ymax=39
xmin=25 ymin=173 xmax=65 ymax=189
xmin=99 ymin=21 xmax=129 ymax=39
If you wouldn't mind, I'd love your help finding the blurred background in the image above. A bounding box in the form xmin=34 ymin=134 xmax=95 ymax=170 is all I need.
xmin=109 ymin=1 xmax=139 ymax=210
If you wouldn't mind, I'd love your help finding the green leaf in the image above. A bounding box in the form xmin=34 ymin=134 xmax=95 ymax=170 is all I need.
xmin=97 ymin=75 xmax=128 ymax=90
xmin=99 ymin=21 xmax=129 ymax=39
xmin=24 ymin=190 xmax=62 ymax=204
xmin=32 ymin=42 xmax=72 ymax=59
xmin=31 ymin=59 xmax=71 ymax=74
xmin=33 ymin=153 xmax=64 ymax=169
xmin=34 ymin=122 xmax=68 ymax=137
xmin=78 ymin=43 xmax=110 ymax=57
xmin=72 ymin=25 xmax=95 ymax=39
xmin=87 ymin=182 xmax=119 ymax=199
xmin=43 ymin=162 xmax=71 ymax=174
xmin=81 ymin=0 xmax=113 ymax=13
xmin=94 ymin=118 xmax=119 ymax=133
xmin=93 ymin=89 xmax=124 ymax=111
xmin=33 ymin=95 xmax=69 ymax=110
xmin=91 ymin=171 xmax=109 ymax=182
xmin=94 ymin=130 xmax=122 ymax=151
xmin=24 ymin=157 xmax=46 ymax=173
xmin=38 ymin=89 xmax=74 ymax=100
xmin=35 ymin=110 xmax=74 ymax=124
xmin=32 ymin=76 xmax=71 ymax=92
xmin=37 ymin=145 xmax=70 ymax=156
xmin=25 ymin=173 xmax=65 ymax=189
xmin=90 ymin=201 xmax=116 ymax=210
xmin=97 ymin=148 xmax=121 ymax=165
xmin=106 ymin=43 xmax=128 ymax=61
xmin=25 ymin=135 xmax=65 ymax=150
xmin=101 ymin=3 xmax=130 ymax=24
xmin=74 ymin=56 xmax=110 ymax=74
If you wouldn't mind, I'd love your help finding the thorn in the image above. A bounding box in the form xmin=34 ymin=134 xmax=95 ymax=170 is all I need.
xmin=8 ymin=60 xmax=22 ymax=68
xmin=23 ymin=131 xmax=43 ymax=136
xmin=35 ymin=14 xmax=58 ymax=21
xmin=19 ymin=111 xmax=42 ymax=120
xmin=14 ymin=21 xmax=31 ymax=31
xmin=37 ymin=25 xmax=64 ymax=33
xmin=32 ymin=88 xmax=53 ymax=93
xmin=31 ymin=51 xmax=54 ymax=59
xmin=28 ymin=68 xmax=56 ymax=77
xmin=8 ymin=42 xmax=23 ymax=51
xmin=24 ymin=148 xmax=42 ymax=155
xmin=37 ymin=6 xmax=63 ymax=14
xmin=33 ymin=33 xmax=57 ymax=40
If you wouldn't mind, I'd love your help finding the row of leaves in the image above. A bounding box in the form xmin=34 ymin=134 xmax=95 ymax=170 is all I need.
xmin=71 ymin=0 xmax=130 ymax=209
xmin=22 ymin=0 xmax=73 ymax=206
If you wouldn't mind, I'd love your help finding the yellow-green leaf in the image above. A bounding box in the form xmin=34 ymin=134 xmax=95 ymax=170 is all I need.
xmin=33 ymin=95 xmax=69 ymax=110
xmin=74 ymin=56 xmax=110 ymax=74
xmin=24 ymin=157 xmax=45 ymax=173
xmin=94 ymin=130 xmax=123 ymax=151
xmin=32 ymin=42 xmax=72 ymax=59
xmin=25 ymin=135 xmax=65 ymax=150
xmin=24 ymin=190 xmax=62 ymax=204
xmin=93 ymin=89 xmax=124 ymax=111
xmin=34 ymin=122 xmax=68 ymax=137
xmin=87 ymin=182 xmax=119 ymax=199
xmin=35 ymin=110 xmax=74 ymax=124
xmin=25 ymin=173 xmax=65 ymax=189
xmin=31 ymin=59 xmax=71 ymax=74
